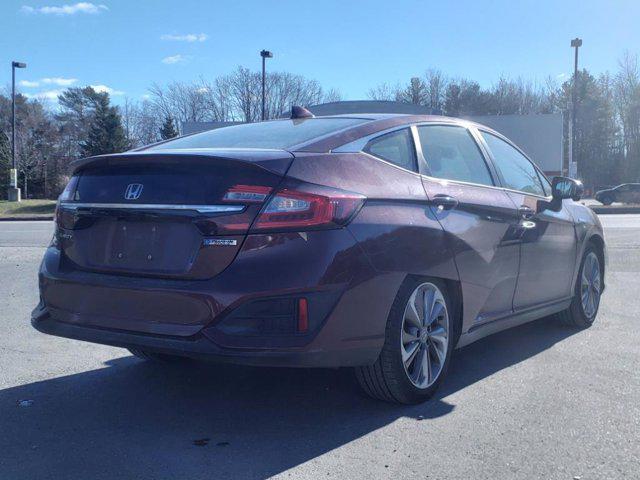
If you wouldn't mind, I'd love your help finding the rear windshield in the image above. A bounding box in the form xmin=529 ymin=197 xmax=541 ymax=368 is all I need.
xmin=147 ymin=118 xmax=368 ymax=150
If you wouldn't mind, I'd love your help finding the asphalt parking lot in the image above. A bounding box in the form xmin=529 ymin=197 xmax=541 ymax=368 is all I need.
xmin=1 ymin=217 xmax=638 ymax=480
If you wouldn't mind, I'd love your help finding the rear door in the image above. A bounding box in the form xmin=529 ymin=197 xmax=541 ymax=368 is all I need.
xmin=415 ymin=124 xmax=521 ymax=328
xmin=625 ymin=184 xmax=640 ymax=204
xmin=477 ymin=130 xmax=577 ymax=308
xmin=614 ymin=184 xmax=632 ymax=203
xmin=57 ymin=151 xmax=293 ymax=280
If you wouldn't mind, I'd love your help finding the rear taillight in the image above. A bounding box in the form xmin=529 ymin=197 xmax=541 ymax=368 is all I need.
xmin=50 ymin=201 xmax=60 ymax=248
xmin=251 ymin=186 xmax=365 ymax=232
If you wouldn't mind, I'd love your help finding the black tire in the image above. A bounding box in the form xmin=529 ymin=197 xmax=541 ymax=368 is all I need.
xmin=557 ymin=244 xmax=603 ymax=328
xmin=355 ymin=278 xmax=456 ymax=404
xmin=600 ymin=195 xmax=613 ymax=206
xmin=128 ymin=348 xmax=187 ymax=363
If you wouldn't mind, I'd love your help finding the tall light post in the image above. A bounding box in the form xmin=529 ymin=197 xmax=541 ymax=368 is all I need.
xmin=569 ymin=38 xmax=582 ymax=179
xmin=10 ymin=61 xmax=27 ymax=202
xmin=260 ymin=50 xmax=273 ymax=121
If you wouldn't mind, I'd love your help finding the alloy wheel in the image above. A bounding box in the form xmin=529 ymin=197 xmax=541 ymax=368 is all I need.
xmin=400 ymin=282 xmax=449 ymax=389
xmin=581 ymin=252 xmax=602 ymax=319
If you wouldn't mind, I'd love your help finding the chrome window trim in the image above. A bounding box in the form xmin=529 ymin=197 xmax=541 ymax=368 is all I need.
xmin=331 ymin=119 xmax=554 ymax=201
xmin=59 ymin=202 xmax=245 ymax=214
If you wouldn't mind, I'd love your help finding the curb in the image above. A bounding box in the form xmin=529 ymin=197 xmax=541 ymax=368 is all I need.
xmin=0 ymin=216 xmax=54 ymax=222
xmin=589 ymin=206 xmax=640 ymax=215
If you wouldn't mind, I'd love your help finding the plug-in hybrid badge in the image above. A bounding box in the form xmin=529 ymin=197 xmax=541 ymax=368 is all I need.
xmin=124 ymin=183 xmax=144 ymax=200
xmin=203 ymin=238 xmax=238 ymax=246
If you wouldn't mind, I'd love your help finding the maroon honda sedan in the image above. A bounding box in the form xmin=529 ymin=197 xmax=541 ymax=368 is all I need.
xmin=32 ymin=111 xmax=606 ymax=404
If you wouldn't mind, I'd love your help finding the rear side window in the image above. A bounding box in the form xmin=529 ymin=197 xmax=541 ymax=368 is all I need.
xmin=364 ymin=128 xmax=417 ymax=172
xmin=417 ymin=125 xmax=494 ymax=186
xmin=480 ymin=131 xmax=546 ymax=196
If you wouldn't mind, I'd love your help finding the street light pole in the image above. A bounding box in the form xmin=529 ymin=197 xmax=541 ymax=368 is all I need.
xmin=569 ymin=38 xmax=582 ymax=179
xmin=9 ymin=61 xmax=27 ymax=202
xmin=260 ymin=50 xmax=273 ymax=121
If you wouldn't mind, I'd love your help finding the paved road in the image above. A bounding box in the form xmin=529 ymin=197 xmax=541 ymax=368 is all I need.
xmin=1 ymin=217 xmax=638 ymax=479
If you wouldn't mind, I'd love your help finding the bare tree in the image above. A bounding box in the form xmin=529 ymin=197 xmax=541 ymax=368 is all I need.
xmin=120 ymin=99 xmax=162 ymax=148
xmin=614 ymin=52 xmax=640 ymax=178
xmin=148 ymin=81 xmax=213 ymax=129
xmin=367 ymin=82 xmax=399 ymax=101
xmin=424 ymin=69 xmax=448 ymax=112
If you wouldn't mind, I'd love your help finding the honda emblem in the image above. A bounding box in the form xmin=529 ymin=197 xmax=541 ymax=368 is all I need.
xmin=124 ymin=183 xmax=144 ymax=200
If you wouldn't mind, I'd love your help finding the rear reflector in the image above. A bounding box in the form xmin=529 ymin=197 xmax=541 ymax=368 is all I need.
xmin=251 ymin=185 xmax=365 ymax=232
xmin=297 ymin=298 xmax=309 ymax=333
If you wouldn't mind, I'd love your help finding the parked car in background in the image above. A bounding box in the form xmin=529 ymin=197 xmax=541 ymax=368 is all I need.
xmin=32 ymin=111 xmax=606 ymax=404
xmin=595 ymin=183 xmax=640 ymax=205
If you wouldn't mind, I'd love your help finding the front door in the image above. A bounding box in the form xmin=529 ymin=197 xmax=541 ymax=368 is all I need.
xmin=415 ymin=124 xmax=521 ymax=330
xmin=477 ymin=130 xmax=577 ymax=309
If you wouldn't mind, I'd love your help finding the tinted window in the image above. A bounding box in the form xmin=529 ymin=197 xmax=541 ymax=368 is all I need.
xmin=417 ymin=125 xmax=493 ymax=186
xmin=364 ymin=128 xmax=417 ymax=172
xmin=480 ymin=132 xmax=546 ymax=196
xmin=148 ymin=118 xmax=367 ymax=150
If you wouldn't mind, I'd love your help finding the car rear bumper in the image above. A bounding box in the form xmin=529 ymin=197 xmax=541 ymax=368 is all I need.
xmin=34 ymin=230 xmax=403 ymax=367
xmin=31 ymin=302 xmax=379 ymax=367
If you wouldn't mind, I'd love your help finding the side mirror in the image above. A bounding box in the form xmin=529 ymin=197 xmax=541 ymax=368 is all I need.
xmin=552 ymin=176 xmax=583 ymax=202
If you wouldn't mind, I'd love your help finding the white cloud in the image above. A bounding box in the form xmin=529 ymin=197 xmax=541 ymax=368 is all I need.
xmin=19 ymin=80 xmax=40 ymax=87
xmin=160 ymin=33 xmax=208 ymax=42
xmin=21 ymin=2 xmax=108 ymax=15
xmin=42 ymin=77 xmax=78 ymax=86
xmin=90 ymin=84 xmax=124 ymax=96
xmin=556 ymin=73 xmax=568 ymax=80
xmin=161 ymin=54 xmax=187 ymax=65
xmin=19 ymin=77 xmax=78 ymax=89
xmin=25 ymin=89 xmax=64 ymax=100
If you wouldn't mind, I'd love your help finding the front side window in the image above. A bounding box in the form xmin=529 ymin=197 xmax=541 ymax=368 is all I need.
xmin=480 ymin=131 xmax=546 ymax=196
xmin=417 ymin=125 xmax=494 ymax=186
xmin=364 ymin=128 xmax=417 ymax=172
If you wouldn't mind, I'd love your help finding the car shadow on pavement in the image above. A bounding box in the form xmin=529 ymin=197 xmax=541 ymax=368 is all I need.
xmin=0 ymin=316 xmax=577 ymax=480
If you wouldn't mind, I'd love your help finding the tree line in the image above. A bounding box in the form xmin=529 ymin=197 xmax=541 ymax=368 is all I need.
xmin=368 ymin=54 xmax=640 ymax=191
xmin=1 ymin=57 xmax=639 ymax=199
xmin=0 ymin=66 xmax=341 ymax=198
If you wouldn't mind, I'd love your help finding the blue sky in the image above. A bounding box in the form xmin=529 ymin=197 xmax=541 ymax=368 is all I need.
xmin=2 ymin=0 xmax=639 ymax=105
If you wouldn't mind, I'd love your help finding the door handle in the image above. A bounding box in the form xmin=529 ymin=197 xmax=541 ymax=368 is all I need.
xmin=518 ymin=206 xmax=535 ymax=220
xmin=432 ymin=194 xmax=459 ymax=211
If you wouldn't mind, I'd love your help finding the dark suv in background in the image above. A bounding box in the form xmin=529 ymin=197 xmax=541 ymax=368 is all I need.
xmin=595 ymin=183 xmax=640 ymax=205
xmin=32 ymin=112 xmax=606 ymax=404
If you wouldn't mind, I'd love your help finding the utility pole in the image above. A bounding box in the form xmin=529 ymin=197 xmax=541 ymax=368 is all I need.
xmin=260 ymin=50 xmax=273 ymax=121
xmin=569 ymin=38 xmax=582 ymax=178
xmin=9 ymin=61 xmax=27 ymax=202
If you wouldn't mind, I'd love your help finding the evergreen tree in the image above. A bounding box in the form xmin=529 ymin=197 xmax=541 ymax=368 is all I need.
xmin=159 ymin=115 xmax=178 ymax=140
xmin=80 ymin=93 xmax=129 ymax=157
xmin=0 ymin=131 xmax=10 ymax=193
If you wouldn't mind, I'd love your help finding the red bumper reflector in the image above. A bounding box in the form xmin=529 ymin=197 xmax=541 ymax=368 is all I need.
xmin=297 ymin=298 xmax=309 ymax=333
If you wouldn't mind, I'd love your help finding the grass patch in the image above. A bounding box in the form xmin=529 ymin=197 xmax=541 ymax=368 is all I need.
xmin=0 ymin=199 xmax=56 ymax=218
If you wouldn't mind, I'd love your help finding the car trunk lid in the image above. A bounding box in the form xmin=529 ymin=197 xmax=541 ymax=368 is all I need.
xmin=57 ymin=150 xmax=293 ymax=280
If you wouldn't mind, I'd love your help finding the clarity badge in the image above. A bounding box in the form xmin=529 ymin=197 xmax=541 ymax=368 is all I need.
xmin=203 ymin=238 xmax=238 ymax=247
